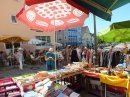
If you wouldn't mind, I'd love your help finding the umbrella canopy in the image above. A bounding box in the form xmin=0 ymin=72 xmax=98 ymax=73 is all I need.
xmin=28 ymin=38 xmax=45 ymax=44
xmin=45 ymin=42 xmax=62 ymax=47
xmin=0 ymin=35 xmax=29 ymax=54
xmin=25 ymin=0 xmax=55 ymax=6
xmin=66 ymin=0 xmax=130 ymax=21
xmin=16 ymin=0 xmax=89 ymax=83
xmin=16 ymin=0 xmax=89 ymax=32
xmin=0 ymin=35 xmax=29 ymax=43
xmin=98 ymin=20 xmax=130 ymax=42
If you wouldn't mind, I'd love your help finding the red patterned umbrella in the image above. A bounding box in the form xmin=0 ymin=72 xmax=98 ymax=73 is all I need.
xmin=25 ymin=0 xmax=55 ymax=6
xmin=16 ymin=0 xmax=89 ymax=32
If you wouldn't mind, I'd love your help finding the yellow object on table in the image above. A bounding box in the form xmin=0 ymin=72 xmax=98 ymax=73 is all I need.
xmin=123 ymin=48 xmax=128 ymax=54
xmin=100 ymin=74 xmax=130 ymax=91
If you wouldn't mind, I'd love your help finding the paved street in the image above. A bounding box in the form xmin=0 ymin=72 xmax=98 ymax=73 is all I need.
xmin=0 ymin=64 xmax=46 ymax=78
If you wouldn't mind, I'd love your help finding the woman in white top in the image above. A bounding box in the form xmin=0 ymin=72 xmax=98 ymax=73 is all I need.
xmin=56 ymin=48 xmax=64 ymax=68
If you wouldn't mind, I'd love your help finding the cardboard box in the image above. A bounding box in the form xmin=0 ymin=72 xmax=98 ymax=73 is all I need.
xmin=21 ymin=83 xmax=35 ymax=92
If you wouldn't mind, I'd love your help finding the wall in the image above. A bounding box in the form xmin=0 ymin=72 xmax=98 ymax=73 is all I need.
xmin=0 ymin=43 xmax=5 ymax=51
xmin=82 ymin=26 xmax=92 ymax=46
xmin=21 ymin=44 xmax=35 ymax=53
xmin=0 ymin=0 xmax=55 ymax=51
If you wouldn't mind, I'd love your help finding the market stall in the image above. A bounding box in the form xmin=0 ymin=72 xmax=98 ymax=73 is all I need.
xmin=82 ymin=64 xmax=130 ymax=97
xmin=0 ymin=63 xmax=83 ymax=97
xmin=0 ymin=62 xmax=130 ymax=97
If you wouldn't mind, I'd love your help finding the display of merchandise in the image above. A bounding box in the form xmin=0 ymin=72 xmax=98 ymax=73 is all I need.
xmin=0 ymin=78 xmax=21 ymax=97
xmin=70 ymin=92 xmax=81 ymax=97
xmin=57 ymin=93 xmax=68 ymax=97
xmin=0 ymin=63 xmax=84 ymax=97
xmin=62 ymin=88 xmax=73 ymax=96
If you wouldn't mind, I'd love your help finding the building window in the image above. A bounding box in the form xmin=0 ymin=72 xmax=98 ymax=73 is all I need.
xmin=36 ymin=36 xmax=51 ymax=42
xmin=14 ymin=0 xmax=20 ymax=1
xmin=36 ymin=30 xmax=43 ymax=32
xmin=11 ymin=15 xmax=17 ymax=24
xmin=58 ymin=35 xmax=62 ymax=40
xmin=64 ymin=35 xmax=67 ymax=40
xmin=5 ymin=43 xmax=20 ymax=49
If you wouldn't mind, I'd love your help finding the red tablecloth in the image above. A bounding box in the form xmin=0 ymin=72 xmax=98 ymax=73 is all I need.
xmin=82 ymin=71 xmax=100 ymax=78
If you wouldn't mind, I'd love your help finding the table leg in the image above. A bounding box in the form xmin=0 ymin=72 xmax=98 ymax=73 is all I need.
xmin=10 ymin=59 xmax=12 ymax=66
xmin=84 ymin=77 xmax=86 ymax=90
xmin=105 ymin=84 xmax=106 ymax=97
xmin=126 ymin=89 xmax=128 ymax=97
xmin=64 ymin=78 xmax=66 ymax=85
xmin=61 ymin=78 xmax=62 ymax=85
xmin=100 ymin=84 xmax=102 ymax=97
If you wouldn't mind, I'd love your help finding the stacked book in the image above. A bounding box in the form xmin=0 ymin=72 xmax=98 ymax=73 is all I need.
xmin=23 ymin=78 xmax=81 ymax=97
xmin=47 ymin=84 xmax=81 ymax=97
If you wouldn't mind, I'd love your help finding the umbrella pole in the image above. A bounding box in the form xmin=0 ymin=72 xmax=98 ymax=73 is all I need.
xmin=93 ymin=14 xmax=98 ymax=68
xmin=12 ymin=42 xmax=14 ymax=66
xmin=53 ymin=7 xmax=58 ymax=83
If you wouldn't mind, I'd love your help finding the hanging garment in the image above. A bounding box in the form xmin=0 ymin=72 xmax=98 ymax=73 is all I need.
xmin=86 ymin=50 xmax=90 ymax=62
xmin=111 ymin=52 xmax=116 ymax=68
xmin=89 ymin=50 xmax=93 ymax=64
xmin=102 ymin=51 xmax=109 ymax=67
xmin=100 ymin=50 xmax=103 ymax=66
xmin=71 ymin=50 xmax=79 ymax=62
xmin=108 ymin=52 xmax=113 ymax=68
xmin=97 ymin=51 xmax=101 ymax=66
xmin=116 ymin=51 xmax=120 ymax=65
xmin=118 ymin=53 xmax=125 ymax=64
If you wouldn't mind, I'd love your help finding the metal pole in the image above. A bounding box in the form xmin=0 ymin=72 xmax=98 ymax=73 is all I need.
xmin=105 ymin=84 xmax=106 ymax=97
xmin=93 ymin=14 xmax=98 ymax=67
xmin=53 ymin=7 xmax=58 ymax=83
xmin=63 ymin=30 xmax=65 ymax=47
xmin=93 ymin=14 xmax=97 ymax=55
xmin=12 ymin=42 xmax=14 ymax=66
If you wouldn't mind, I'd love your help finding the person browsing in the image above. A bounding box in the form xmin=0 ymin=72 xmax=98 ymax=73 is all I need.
xmin=45 ymin=48 xmax=55 ymax=71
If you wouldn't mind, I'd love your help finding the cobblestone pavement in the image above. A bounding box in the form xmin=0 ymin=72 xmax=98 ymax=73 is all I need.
xmin=0 ymin=64 xmax=98 ymax=97
xmin=0 ymin=64 xmax=46 ymax=78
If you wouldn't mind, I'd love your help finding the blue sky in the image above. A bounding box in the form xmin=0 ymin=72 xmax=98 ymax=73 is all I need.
xmin=84 ymin=3 xmax=130 ymax=33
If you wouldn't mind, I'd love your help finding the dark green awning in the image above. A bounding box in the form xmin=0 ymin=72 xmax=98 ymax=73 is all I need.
xmin=67 ymin=0 xmax=130 ymax=21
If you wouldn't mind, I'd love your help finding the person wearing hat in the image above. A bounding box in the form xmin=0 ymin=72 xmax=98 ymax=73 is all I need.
xmin=17 ymin=47 xmax=24 ymax=70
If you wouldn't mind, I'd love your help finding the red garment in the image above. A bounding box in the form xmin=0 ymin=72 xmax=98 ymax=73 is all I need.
xmin=86 ymin=50 xmax=90 ymax=62
xmin=87 ymin=50 xmax=91 ymax=58
xmin=98 ymin=51 xmax=100 ymax=56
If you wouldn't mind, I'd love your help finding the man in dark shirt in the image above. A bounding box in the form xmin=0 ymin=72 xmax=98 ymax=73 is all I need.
xmin=2 ymin=52 xmax=7 ymax=60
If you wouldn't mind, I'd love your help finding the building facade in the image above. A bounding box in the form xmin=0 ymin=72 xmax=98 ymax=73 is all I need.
xmin=0 ymin=0 xmax=55 ymax=52
xmin=56 ymin=26 xmax=92 ymax=47
xmin=68 ymin=27 xmax=82 ymax=45
xmin=56 ymin=27 xmax=82 ymax=47
xmin=56 ymin=30 xmax=68 ymax=46
xmin=82 ymin=26 xmax=92 ymax=48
